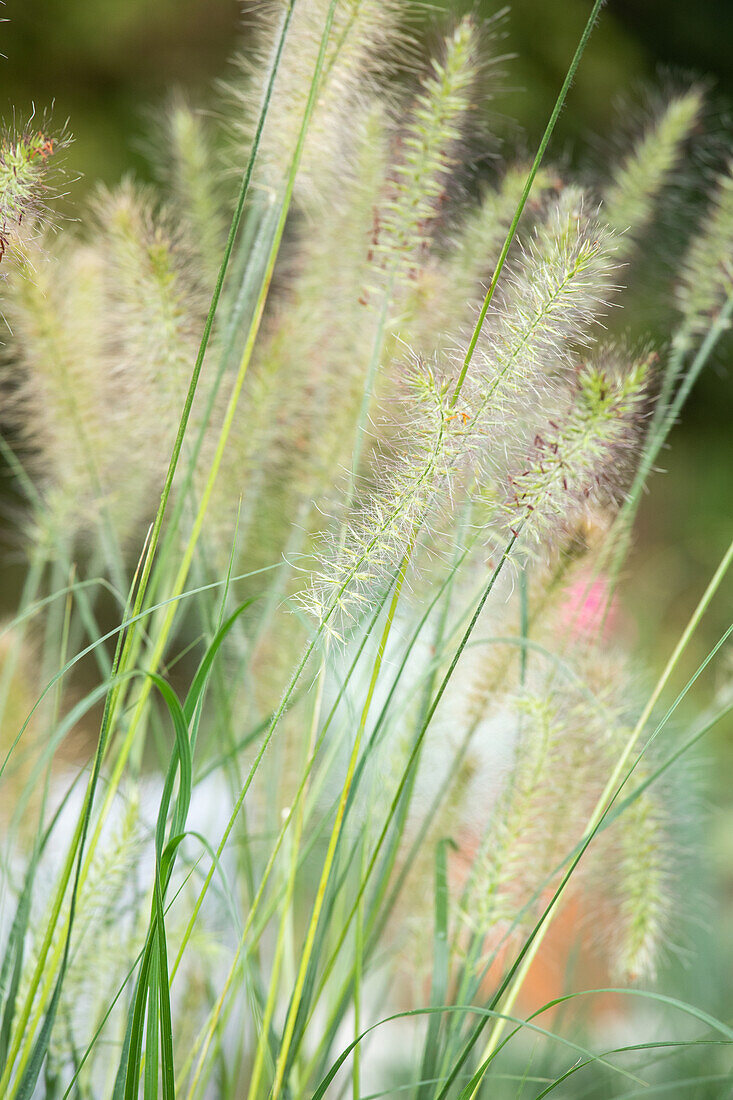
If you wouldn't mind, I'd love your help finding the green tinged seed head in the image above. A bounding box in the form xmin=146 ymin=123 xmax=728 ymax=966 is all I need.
xmin=603 ymin=86 xmax=704 ymax=243
xmin=676 ymin=161 xmax=733 ymax=334
xmin=0 ymin=121 xmax=68 ymax=253
xmin=503 ymin=350 xmax=654 ymax=547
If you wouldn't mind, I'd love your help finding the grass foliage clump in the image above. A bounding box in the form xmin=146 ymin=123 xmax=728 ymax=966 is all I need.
xmin=0 ymin=2 xmax=732 ymax=1097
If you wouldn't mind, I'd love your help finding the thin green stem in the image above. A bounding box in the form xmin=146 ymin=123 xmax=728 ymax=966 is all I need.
xmin=608 ymin=291 xmax=733 ymax=577
xmin=450 ymin=0 xmax=606 ymax=407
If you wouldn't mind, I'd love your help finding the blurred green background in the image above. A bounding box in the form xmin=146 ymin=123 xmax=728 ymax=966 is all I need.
xmin=4 ymin=0 xmax=733 ymax=183
xmin=2 ymin=0 xmax=731 ymax=935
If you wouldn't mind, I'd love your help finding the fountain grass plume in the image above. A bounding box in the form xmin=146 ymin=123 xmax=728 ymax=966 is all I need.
xmin=603 ymin=85 xmax=704 ymax=243
xmin=372 ymin=16 xmax=480 ymax=288
xmin=151 ymin=96 xmax=228 ymax=288
xmin=502 ymin=349 xmax=654 ymax=548
xmin=607 ymin=771 xmax=671 ymax=981
xmin=299 ymin=356 xmax=460 ymax=634
xmin=300 ymin=188 xmax=621 ymax=632
xmin=1 ymin=237 xmax=115 ymax=545
xmin=457 ymin=685 xmax=672 ymax=984
xmin=92 ymin=181 xmax=209 ymax=472
xmin=230 ymin=0 xmax=410 ymax=197
xmin=456 ymin=188 xmax=618 ymax=444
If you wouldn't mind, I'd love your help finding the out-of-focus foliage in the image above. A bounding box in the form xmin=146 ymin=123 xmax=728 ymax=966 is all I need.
xmin=1 ymin=0 xmax=241 ymax=193
xmin=3 ymin=0 xmax=733 ymax=191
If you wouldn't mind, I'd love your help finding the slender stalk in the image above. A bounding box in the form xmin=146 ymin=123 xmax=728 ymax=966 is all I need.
xmin=352 ymin=814 xmax=369 ymax=1100
xmin=608 ymin=291 xmax=733 ymax=576
xmin=450 ymin=0 xmax=606 ymax=407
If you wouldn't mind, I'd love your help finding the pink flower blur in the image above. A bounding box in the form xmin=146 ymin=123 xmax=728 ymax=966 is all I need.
xmin=561 ymin=574 xmax=619 ymax=641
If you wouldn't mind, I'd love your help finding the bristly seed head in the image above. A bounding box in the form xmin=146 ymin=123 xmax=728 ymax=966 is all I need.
xmin=372 ymin=16 xmax=480 ymax=287
xmin=501 ymin=350 xmax=654 ymax=548
xmin=0 ymin=118 xmax=69 ymax=264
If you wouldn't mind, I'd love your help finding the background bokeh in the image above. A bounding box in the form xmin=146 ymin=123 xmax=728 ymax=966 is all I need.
xmin=2 ymin=0 xmax=732 ymax=1016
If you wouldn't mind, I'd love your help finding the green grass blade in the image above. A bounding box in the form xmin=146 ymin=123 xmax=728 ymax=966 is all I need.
xmin=0 ymin=861 xmax=37 ymax=1073
xmin=143 ymin=940 xmax=160 ymax=1100
xmin=182 ymin=600 xmax=255 ymax=725
xmin=154 ymin=874 xmax=175 ymax=1100
xmin=0 ymin=774 xmax=84 ymax=1072
xmin=148 ymin=675 xmax=193 ymax=857
xmin=123 ymin=930 xmax=156 ymax=1100
xmin=417 ymin=838 xmax=458 ymax=1100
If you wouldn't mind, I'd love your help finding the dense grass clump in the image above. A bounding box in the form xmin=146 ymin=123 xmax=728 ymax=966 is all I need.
xmin=0 ymin=3 xmax=731 ymax=1097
